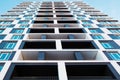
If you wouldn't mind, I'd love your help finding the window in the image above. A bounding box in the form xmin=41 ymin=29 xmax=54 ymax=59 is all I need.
xmin=11 ymin=35 xmax=23 ymax=40
xmin=91 ymin=34 xmax=104 ymax=39
xmin=18 ymin=20 xmax=29 ymax=24
xmin=77 ymin=15 xmax=86 ymax=20
xmin=0 ymin=35 xmax=6 ymax=39
xmin=19 ymin=25 xmax=29 ymax=28
xmin=0 ymin=41 xmax=17 ymax=49
xmin=61 ymin=41 xmax=98 ymax=49
xmin=108 ymin=28 xmax=120 ymax=33
xmin=10 ymin=29 xmax=24 ymax=33
xmin=4 ymin=63 xmax=58 ymax=80
xmin=98 ymin=21 xmax=116 ymax=24
xmin=100 ymin=41 xmax=120 ymax=49
xmin=0 ymin=52 xmax=15 ymax=60
xmin=0 ymin=64 xmax=4 ymax=72
xmin=59 ymin=28 xmax=85 ymax=33
xmin=20 ymin=41 xmax=56 ymax=49
xmin=0 ymin=25 xmax=14 ymax=28
xmin=66 ymin=63 xmax=118 ymax=80
xmin=24 ymin=15 xmax=33 ymax=18
xmin=82 ymin=20 xmax=93 ymax=24
xmin=28 ymin=28 xmax=54 ymax=33
xmin=89 ymin=28 xmax=103 ymax=33
xmin=105 ymin=51 xmax=120 ymax=60
xmin=109 ymin=34 xmax=120 ymax=39
xmin=0 ymin=21 xmax=12 ymax=24
xmin=0 ymin=29 xmax=4 ymax=33
xmin=64 ymin=24 xmax=70 ymax=28
xmin=42 ymin=24 xmax=48 ymax=27
xmin=82 ymin=24 xmax=92 ymax=28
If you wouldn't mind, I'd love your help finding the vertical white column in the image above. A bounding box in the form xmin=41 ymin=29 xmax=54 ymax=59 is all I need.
xmin=0 ymin=62 xmax=11 ymax=80
xmin=56 ymin=40 xmax=62 ymax=50
xmin=58 ymin=62 xmax=68 ymax=80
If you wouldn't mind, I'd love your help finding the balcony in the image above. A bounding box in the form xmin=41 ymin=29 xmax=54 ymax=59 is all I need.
xmin=61 ymin=41 xmax=98 ymax=49
xmin=19 ymin=41 xmax=56 ymax=49
xmin=5 ymin=63 xmax=58 ymax=80
xmin=28 ymin=28 xmax=54 ymax=33
xmin=66 ymin=62 xmax=119 ymax=80
xmin=59 ymin=28 xmax=85 ymax=33
xmin=18 ymin=51 xmax=104 ymax=60
xmin=27 ymin=34 xmax=88 ymax=40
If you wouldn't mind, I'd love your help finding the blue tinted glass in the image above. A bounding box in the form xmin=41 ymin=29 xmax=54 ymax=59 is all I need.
xmin=68 ymin=34 xmax=75 ymax=39
xmin=109 ymin=29 xmax=120 ymax=33
xmin=19 ymin=25 xmax=29 ymax=28
xmin=0 ymin=41 xmax=17 ymax=49
xmin=90 ymin=29 xmax=103 ymax=33
xmin=0 ymin=35 xmax=5 ymax=39
xmin=11 ymin=29 xmax=24 ymax=33
xmin=109 ymin=34 xmax=120 ymax=39
xmin=0 ymin=52 xmax=11 ymax=60
xmin=0 ymin=21 xmax=12 ymax=24
xmin=101 ymin=42 xmax=113 ymax=48
xmin=19 ymin=21 xmax=29 ymax=24
xmin=90 ymin=30 xmax=98 ymax=33
xmin=108 ymin=52 xmax=120 ymax=60
xmin=0 ymin=65 xmax=3 ymax=71
xmin=11 ymin=35 xmax=23 ymax=40
xmin=82 ymin=24 xmax=92 ymax=28
xmin=91 ymin=35 xmax=104 ymax=39
xmin=0 ymin=29 xmax=4 ymax=33
xmin=82 ymin=20 xmax=92 ymax=24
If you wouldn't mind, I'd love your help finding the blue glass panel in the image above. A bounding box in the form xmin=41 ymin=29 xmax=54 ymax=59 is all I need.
xmin=101 ymin=42 xmax=113 ymax=48
xmin=19 ymin=25 xmax=29 ymax=28
xmin=68 ymin=34 xmax=75 ymax=39
xmin=82 ymin=20 xmax=93 ymax=24
xmin=11 ymin=29 xmax=24 ymax=33
xmin=0 ymin=66 xmax=3 ymax=71
xmin=0 ymin=52 xmax=11 ymax=60
xmin=11 ymin=35 xmax=23 ymax=40
xmin=0 ymin=35 xmax=5 ymax=39
xmin=90 ymin=30 xmax=98 ymax=33
xmin=109 ymin=29 xmax=120 ymax=33
xmin=0 ymin=41 xmax=16 ymax=49
xmin=38 ymin=52 xmax=45 ymax=60
xmin=91 ymin=35 xmax=104 ymax=39
xmin=43 ymin=24 xmax=48 ymax=27
xmin=41 ymin=35 xmax=46 ymax=39
xmin=64 ymin=24 xmax=69 ymax=28
xmin=109 ymin=34 xmax=120 ymax=39
xmin=75 ymin=52 xmax=84 ymax=60
xmin=90 ymin=29 xmax=103 ymax=33
xmin=108 ymin=52 xmax=120 ymax=60
xmin=0 ymin=29 xmax=4 ymax=33
xmin=19 ymin=21 xmax=29 ymax=24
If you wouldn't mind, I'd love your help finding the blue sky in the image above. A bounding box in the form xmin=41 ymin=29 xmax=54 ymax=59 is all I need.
xmin=0 ymin=0 xmax=120 ymax=21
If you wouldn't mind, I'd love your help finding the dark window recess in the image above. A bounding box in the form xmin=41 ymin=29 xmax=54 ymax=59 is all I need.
xmin=36 ymin=15 xmax=53 ymax=17
xmin=28 ymin=29 xmax=54 ymax=33
xmin=5 ymin=63 xmax=58 ymax=80
xmin=58 ymin=21 xmax=78 ymax=23
xmin=56 ymin=15 xmax=73 ymax=17
xmin=39 ymin=8 xmax=52 ymax=9
xmin=59 ymin=28 xmax=85 ymax=33
xmin=20 ymin=41 xmax=56 ymax=49
xmin=38 ymin=11 xmax=53 ymax=13
xmin=62 ymin=41 xmax=98 ymax=49
xmin=34 ymin=21 xmax=53 ymax=23
xmin=56 ymin=11 xmax=70 ymax=13
xmin=55 ymin=8 xmax=68 ymax=9
xmin=66 ymin=63 xmax=119 ymax=80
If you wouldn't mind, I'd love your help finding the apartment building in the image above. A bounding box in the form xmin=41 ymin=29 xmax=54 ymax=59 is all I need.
xmin=0 ymin=1 xmax=120 ymax=80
